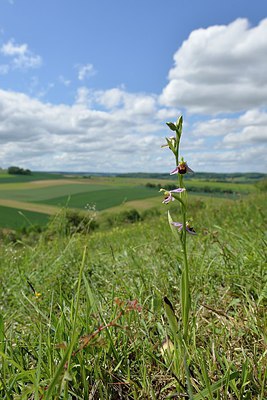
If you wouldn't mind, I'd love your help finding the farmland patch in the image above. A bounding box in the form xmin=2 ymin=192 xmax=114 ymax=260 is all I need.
xmin=0 ymin=205 xmax=50 ymax=229
xmin=0 ymin=199 xmax=59 ymax=215
xmin=0 ymin=183 xmax=109 ymax=202
xmin=35 ymin=186 xmax=159 ymax=210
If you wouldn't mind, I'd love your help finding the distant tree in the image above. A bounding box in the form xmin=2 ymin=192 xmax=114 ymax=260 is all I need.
xmin=7 ymin=166 xmax=32 ymax=175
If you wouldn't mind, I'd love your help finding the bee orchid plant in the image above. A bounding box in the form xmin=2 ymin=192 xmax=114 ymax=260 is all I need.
xmin=161 ymin=116 xmax=196 ymax=343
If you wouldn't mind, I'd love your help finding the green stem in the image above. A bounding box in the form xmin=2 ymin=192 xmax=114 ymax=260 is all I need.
xmin=174 ymin=120 xmax=190 ymax=342
xmin=181 ymin=207 xmax=190 ymax=342
xmin=175 ymin=152 xmax=179 ymax=170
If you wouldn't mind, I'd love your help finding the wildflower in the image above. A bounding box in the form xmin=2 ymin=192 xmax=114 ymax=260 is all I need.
xmin=170 ymin=161 xmax=193 ymax=175
xmin=160 ymin=187 xmax=186 ymax=204
xmin=171 ymin=221 xmax=197 ymax=235
xmin=126 ymin=299 xmax=142 ymax=312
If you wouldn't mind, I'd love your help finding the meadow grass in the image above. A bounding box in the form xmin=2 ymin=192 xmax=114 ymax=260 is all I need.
xmin=0 ymin=193 xmax=266 ymax=399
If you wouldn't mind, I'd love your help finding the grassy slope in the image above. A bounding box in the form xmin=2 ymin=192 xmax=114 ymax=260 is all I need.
xmin=0 ymin=193 xmax=266 ymax=398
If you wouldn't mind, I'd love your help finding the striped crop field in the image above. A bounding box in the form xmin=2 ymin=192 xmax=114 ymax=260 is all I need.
xmin=0 ymin=172 xmax=259 ymax=229
xmin=34 ymin=185 xmax=160 ymax=210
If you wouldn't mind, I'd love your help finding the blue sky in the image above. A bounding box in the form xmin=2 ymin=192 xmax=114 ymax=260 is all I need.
xmin=0 ymin=0 xmax=266 ymax=173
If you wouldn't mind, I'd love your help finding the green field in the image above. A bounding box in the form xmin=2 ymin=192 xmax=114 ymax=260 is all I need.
xmin=0 ymin=205 xmax=50 ymax=229
xmin=0 ymin=171 xmax=65 ymax=183
xmin=186 ymin=179 xmax=253 ymax=193
xmin=34 ymin=185 xmax=160 ymax=210
xmin=0 ymin=184 xmax=109 ymax=202
xmin=0 ymin=172 xmax=264 ymax=230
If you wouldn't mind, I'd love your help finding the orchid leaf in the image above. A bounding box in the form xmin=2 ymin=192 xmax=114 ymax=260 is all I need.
xmin=163 ymin=296 xmax=179 ymax=337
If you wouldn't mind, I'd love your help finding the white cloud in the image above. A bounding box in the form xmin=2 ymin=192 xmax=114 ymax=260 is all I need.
xmin=191 ymin=118 xmax=237 ymax=137
xmin=0 ymin=85 xmax=266 ymax=173
xmin=186 ymin=108 xmax=267 ymax=172
xmin=0 ymin=18 xmax=266 ymax=173
xmin=188 ymin=145 xmax=267 ymax=173
xmin=191 ymin=109 xmax=267 ymax=144
xmin=0 ymin=39 xmax=42 ymax=69
xmin=1 ymin=41 xmax=27 ymax=56
xmin=160 ymin=18 xmax=267 ymax=114
xmin=0 ymin=88 xmax=170 ymax=172
xmin=77 ymin=63 xmax=96 ymax=81
xmin=223 ymin=112 xmax=267 ymax=146
xmin=75 ymin=86 xmax=158 ymax=118
xmin=94 ymin=88 xmax=124 ymax=109
xmin=155 ymin=108 xmax=181 ymax=121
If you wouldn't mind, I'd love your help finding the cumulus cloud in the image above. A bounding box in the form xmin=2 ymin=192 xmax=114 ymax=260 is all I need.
xmin=75 ymin=86 xmax=159 ymax=121
xmin=188 ymin=145 xmax=267 ymax=173
xmin=0 ymin=39 xmax=42 ymax=69
xmin=0 ymin=18 xmax=266 ymax=173
xmin=0 ymin=88 xmax=172 ymax=172
xmin=223 ymin=110 xmax=267 ymax=146
xmin=0 ymin=84 xmax=266 ymax=173
xmin=191 ymin=109 xmax=267 ymax=144
xmin=160 ymin=18 xmax=267 ymax=114
xmin=187 ymin=108 xmax=267 ymax=172
xmin=77 ymin=63 xmax=96 ymax=81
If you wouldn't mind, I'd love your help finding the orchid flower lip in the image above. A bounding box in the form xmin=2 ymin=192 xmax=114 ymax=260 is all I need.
xmin=186 ymin=226 xmax=197 ymax=235
xmin=170 ymin=162 xmax=194 ymax=175
xmin=162 ymin=195 xmax=174 ymax=204
xmin=171 ymin=221 xmax=197 ymax=235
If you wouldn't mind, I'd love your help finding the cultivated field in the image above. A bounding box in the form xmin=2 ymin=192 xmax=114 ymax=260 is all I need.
xmin=0 ymin=171 xmax=259 ymax=230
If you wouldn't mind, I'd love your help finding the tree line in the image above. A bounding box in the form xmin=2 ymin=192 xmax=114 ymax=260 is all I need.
xmin=7 ymin=166 xmax=32 ymax=175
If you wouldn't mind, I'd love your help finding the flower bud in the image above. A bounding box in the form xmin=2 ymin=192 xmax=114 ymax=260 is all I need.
xmin=166 ymin=122 xmax=177 ymax=131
